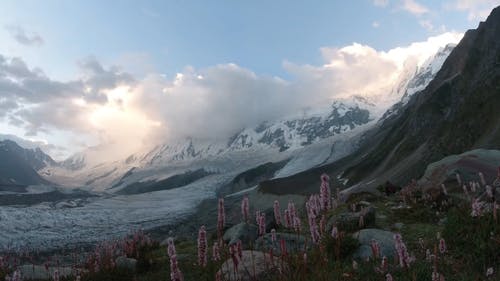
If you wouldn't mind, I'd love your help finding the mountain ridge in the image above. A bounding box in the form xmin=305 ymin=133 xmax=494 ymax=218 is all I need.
xmin=259 ymin=6 xmax=500 ymax=197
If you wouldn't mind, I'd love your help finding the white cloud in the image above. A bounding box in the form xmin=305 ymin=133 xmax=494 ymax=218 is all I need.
xmin=373 ymin=0 xmax=389 ymax=7
xmin=0 ymin=32 xmax=464 ymax=162
xmin=447 ymin=0 xmax=500 ymax=21
xmin=401 ymin=0 xmax=430 ymax=16
xmin=372 ymin=21 xmax=381 ymax=28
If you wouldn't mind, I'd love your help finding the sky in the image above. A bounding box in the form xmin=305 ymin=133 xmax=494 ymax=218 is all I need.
xmin=0 ymin=0 xmax=499 ymax=161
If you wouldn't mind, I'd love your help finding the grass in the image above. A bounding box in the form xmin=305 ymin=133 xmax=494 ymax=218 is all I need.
xmin=1 ymin=175 xmax=499 ymax=281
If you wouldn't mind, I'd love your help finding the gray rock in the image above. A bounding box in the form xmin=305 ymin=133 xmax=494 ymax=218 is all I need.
xmin=327 ymin=206 xmax=376 ymax=232
xmin=254 ymin=232 xmax=311 ymax=255
xmin=223 ymin=222 xmax=258 ymax=246
xmin=115 ymin=256 xmax=137 ymax=271
xmin=217 ymin=250 xmax=285 ymax=281
xmin=419 ymin=149 xmax=500 ymax=191
xmin=352 ymin=228 xmax=395 ymax=259
xmin=18 ymin=265 xmax=74 ymax=280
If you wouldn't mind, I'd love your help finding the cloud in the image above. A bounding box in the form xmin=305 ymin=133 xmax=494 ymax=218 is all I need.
xmin=401 ymin=0 xmax=430 ymax=16
xmin=419 ymin=19 xmax=434 ymax=31
xmin=372 ymin=21 xmax=381 ymax=28
xmin=373 ymin=0 xmax=389 ymax=7
xmin=0 ymin=32 xmax=463 ymax=162
xmin=447 ymin=0 xmax=500 ymax=21
xmin=5 ymin=25 xmax=44 ymax=46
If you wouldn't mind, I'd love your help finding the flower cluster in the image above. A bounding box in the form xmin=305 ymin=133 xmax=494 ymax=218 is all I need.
xmin=197 ymin=226 xmax=207 ymax=267
xmin=394 ymin=234 xmax=412 ymax=268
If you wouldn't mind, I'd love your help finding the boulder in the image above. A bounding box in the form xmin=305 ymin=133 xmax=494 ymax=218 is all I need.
xmin=217 ymin=250 xmax=285 ymax=281
xmin=419 ymin=149 xmax=500 ymax=190
xmin=223 ymin=222 xmax=258 ymax=246
xmin=115 ymin=256 xmax=137 ymax=271
xmin=254 ymin=232 xmax=310 ymax=256
xmin=352 ymin=228 xmax=395 ymax=259
xmin=327 ymin=205 xmax=376 ymax=232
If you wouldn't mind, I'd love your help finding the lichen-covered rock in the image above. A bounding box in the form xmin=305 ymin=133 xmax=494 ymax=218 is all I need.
xmin=115 ymin=256 xmax=137 ymax=271
xmin=327 ymin=205 xmax=376 ymax=232
xmin=223 ymin=222 xmax=258 ymax=246
xmin=254 ymin=232 xmax=310 ymax=256
xmin=352 ymin=228 xmax=395 ymax=259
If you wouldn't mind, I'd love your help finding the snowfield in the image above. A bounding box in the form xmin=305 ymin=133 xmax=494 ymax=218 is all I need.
xmin=0 ymin=174 xmax=226 ymax=251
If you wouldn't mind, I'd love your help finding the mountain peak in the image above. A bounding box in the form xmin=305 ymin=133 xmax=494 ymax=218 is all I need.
xmin=338 ymin=5 xmax=500 ymax=187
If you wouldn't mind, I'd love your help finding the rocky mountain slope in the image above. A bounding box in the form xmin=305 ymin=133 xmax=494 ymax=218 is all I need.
xmin=260 ymin=6 xmax=500 ymax=197
xmin=0 ymin=140 xmax=54 ymax=186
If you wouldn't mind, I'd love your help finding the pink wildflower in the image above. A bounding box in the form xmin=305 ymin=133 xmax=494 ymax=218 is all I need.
xmin=439 ymin=238 xmax=446 ymax=254
xmin=167 ymin=237 xmax=176 ymax=258
xmin=280 ymin=239 xmax=287 ymax=256
xmin=229 ymin=244 xmax=239 ymax=270
xmin=319 ymin=215 xmax=326 ymax=235
xmin=236 ymin=240 xmax=243 ymax=259
xmin=284 ymin=209 xmax=291 ymax=228
xmin=394 ymin=233 xmax=411 ymax=268
xmin=271 ymin=228 xmax=277 ymax=243
xmin=241 ymin=196 xmax=249 ymax=222
xmin=11 ymin=270 xmax=21 ymax=281
xmin=385 ymin=273 xmax=394 ymax=281
xmin=287 ymin=201 xmax=297 ymax=223
xmin=258 ymin=213 xmax=266 ymax=236
xmin=320 ymin=173 xmax=332 ymax=210
xmin=381 ymin=256 xmax=388 ymax=271
xmin=197 ymin=226 xmax=207 ymax=267
xmin=273 ymin=200 xmax=281 ymax=226
xmin=217 ymin=198 xmax=225 ymax=235
xmin=293 ymin=216 xmax=301 ymax=232
xmin=310 ymin=220 xmax=321 ymax=244
xmin=169 ymin=254 xmax=183 ymax=281
xmin=331 ymin=226 xmax=338 ymax=239
xmin=212 ymin=242 xmax=221 ymax=261
xmin=370 ymin=239 xmax=380 ymax=259
xmin=359 ymin=214 xmax=365 ymax=228
xmin=53 ymin=269 xmax=60 ymax=281
xmin=472 ymin=198 xmax=483 ymax=217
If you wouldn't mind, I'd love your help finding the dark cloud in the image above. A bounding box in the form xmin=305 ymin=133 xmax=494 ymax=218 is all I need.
xmin=79 ymin=57 xmax=135 ymax=103
xmin=0 ymin=53 xmax=136 ymax=136
xmin=5 ymin=25 xmax=44 ymax=46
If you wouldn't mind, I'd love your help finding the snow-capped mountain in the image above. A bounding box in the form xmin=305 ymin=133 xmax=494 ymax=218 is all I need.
xmin=2 ymin=40 xmax=460 ymax=251
xmin=41 ymin=43 xmax=457 ymax=194
xmin=40 ymin=97 xmax=374 ymax=191
xmin=381 ymin=43 xmax=456 ymax=120
xmin=0 ymin=140 xmax=54 ymax=185
xmin=0 ymin=135 xmax=57 ymax=170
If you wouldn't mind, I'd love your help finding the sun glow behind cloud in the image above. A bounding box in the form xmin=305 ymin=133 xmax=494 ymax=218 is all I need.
xmin=0 ymin=31 xmax=463 ymax=162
